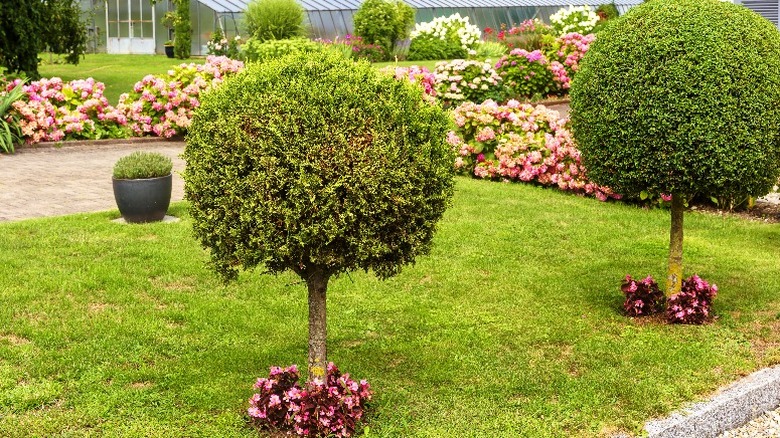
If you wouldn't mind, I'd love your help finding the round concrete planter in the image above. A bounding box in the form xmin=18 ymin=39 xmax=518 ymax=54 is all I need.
xmin=112 ymin=174 xmax=172 ymax=223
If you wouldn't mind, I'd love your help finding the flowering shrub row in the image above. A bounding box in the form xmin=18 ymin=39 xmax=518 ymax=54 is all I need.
xmin=448 ymin=99 xmax=620 ymax=201
xmin=117 ymin=55 xmax=244 ymax=138
xmin=6 ymin=77 xmax=128 ymax=144
xmin=248 ymin=363 xmax=372 ymax=437
xmin=316 ymin=34 xmax=387 ymax=63
xmin=621 ymin=274 xmax=718 ymax=324
xmin=484 ymin=19 xmax=556 ymax=52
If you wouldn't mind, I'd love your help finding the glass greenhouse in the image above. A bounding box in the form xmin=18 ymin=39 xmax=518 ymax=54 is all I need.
xmin=81 ymin=0 xmax=779 ymax=56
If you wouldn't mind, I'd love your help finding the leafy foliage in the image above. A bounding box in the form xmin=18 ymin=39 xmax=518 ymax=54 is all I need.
xmin=621 ymin=275 xmax=666 ymax=317
xmin=185 ymin=50 xmax=455 ymax=282
xmin=495 ymin=49 xmax=556 ymax=99
xmin=570 ymin=0 xmax=780 ymax=201
xmin=353 ymin=0 xmax=414 ymax=59
xmin=0 ymin=0 xmax=42 ymax=78
xmin=112 ymin=151 xmax=173 ymax=180
xmin=240 ymin=37 xmax=331 ymax=62
xmin=244 ymin=0 xmax=306 ymax=41
xmin=248 ymin=363 xmax=372 ymax=437
xmin=0 ymin=80 xmax=25 ymax=153
xmin=39 ymin=0 xmax=87 ymax=66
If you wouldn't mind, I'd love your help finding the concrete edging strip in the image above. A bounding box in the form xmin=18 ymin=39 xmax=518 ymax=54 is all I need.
xmin=644 ymin=365 xmax=780 ymax=438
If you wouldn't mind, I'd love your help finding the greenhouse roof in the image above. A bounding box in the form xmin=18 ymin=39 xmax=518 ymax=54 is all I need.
xmin=199 ymin=0 xmax=640 ymax=13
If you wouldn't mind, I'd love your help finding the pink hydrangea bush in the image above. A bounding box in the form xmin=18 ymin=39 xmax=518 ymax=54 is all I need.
xmin=379 ymin=65 xmax=436 ymax=101
xmin=494 ymin=49 xmax=555 ymax=99
xmin=118 ymin=55 xmax=244 ymax=138
xmin=432 ymin=59 xmax=503 ymax=108
xmin=667 ymin=275 xmax=718 ymax=324
xmin=546 ymin=32 xmax=595 ymax=89
xmin=621 ymin=275 xmax=666 ymax=317
xmin=494 ymin=32 xmax=594 ymax=98
xmin=449 ymin=99 xmax=620 ymax=201
xmin=7 ymin=77 xmax=129 ymax=144
xmin=248 ymin=363 xmax=372 ymax=437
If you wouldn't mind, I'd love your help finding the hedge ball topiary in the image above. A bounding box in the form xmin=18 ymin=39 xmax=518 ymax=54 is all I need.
xmin=184 ymin=50 xmax=455 ymax=377
xmin=570 ymin=0 xmax=780 ymax=201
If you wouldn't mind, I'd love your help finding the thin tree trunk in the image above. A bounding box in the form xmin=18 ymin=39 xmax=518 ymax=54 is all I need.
xmin=666 ymin=193 xmax=684 ymax=296
xmin=306 ymin=270 xmax=329 ymax=381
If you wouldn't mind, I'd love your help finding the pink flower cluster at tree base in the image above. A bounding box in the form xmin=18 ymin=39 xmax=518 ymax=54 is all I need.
xmin=449 ymin=99 xmax=620 ymax=201
xmin=248 ymin=363 xmax=372 ymax=437
xmin=621 ymin=275 xmax=666 ymax=317
xmin=620 ymin=274 xmax=718 ymax=324
xmin=118 ymin=55 xmax=244 ymax=138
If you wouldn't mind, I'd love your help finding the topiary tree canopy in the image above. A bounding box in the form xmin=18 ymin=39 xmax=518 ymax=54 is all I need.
xmin=184 ymin=51 xmax=455 ymax=379
xmin=570 ymin=0 xmax=780 ymax=296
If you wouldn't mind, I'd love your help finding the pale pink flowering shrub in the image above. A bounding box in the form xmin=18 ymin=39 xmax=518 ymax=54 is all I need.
xmin=449 ymin=99 xmax=620 ymax=201
xmin=379 ymin=65 xmax=436 ymax=101
xmin=621 ymin=275 xmax=666 ymax=317
xmin=248 ymin=363 xmax=372 ymax=437
xmin=118 ymin=55 xmax=244 ymax=138
xmin=667 ymin=275 xmax=718 ymax=325
xmin=8 ymin=77 xmax=129 ymax=144
xmin=432 ymin=59 xmax=503 ymax=108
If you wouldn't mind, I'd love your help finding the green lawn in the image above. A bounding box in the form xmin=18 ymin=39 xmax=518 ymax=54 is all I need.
xmin=38 ymin=54 xmax=206 ymax=105
xmin=1 ymin=177 xmax=779 ymax=437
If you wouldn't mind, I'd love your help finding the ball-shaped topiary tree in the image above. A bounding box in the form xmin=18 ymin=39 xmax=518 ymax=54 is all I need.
xmin=570 ymin=0 xmax=780 ymax=296
xmin=184 ymin=51 xmax=455 ymax=379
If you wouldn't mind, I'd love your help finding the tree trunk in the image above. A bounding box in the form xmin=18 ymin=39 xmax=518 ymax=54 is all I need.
xmin=666 ymin=194 xmax=684 ymax=296
xmin=306 ymin=270 xmax=329 ymax=381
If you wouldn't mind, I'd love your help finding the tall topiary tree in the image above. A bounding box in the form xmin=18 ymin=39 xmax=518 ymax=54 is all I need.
xmin=353 ymin=0 xmax=415 ymax=59
xmin=570 ymin=0 xmax=780 ymax=296
xmin=184 ymin=51 xmax=455 ymax=379
xmin=173 ymin=0 xmax=191 ymax=59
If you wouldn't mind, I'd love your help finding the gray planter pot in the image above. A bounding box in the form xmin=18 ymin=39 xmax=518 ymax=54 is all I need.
xmin=112 ymin=174 xmax=172 ymax=223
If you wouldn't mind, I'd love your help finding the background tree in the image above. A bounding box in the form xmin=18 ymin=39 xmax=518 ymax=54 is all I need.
xmin=40 ymin=0 xmax=87 ymax=66
xmin=0 ymin=0 xmax=42 ymax=78
xmin=353 ymin=0 xmax=415 ymax=59
xmin=184 ymin=51 xmax=455 ymax=380
xmin=570 ymin=0 xmax=780 ymax=296
xmin=0 ymin=0 xmax=87 ymax=79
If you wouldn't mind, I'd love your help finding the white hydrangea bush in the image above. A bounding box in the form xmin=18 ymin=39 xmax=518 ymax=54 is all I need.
xmin=409 ymin=14 xmax=482 ymax=59
xmin=549 ymin=5 xmax=599 ymax=36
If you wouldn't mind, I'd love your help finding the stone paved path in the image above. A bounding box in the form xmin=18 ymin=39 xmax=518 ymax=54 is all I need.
xmin=0 ymin=139 xmax=185 ymax=222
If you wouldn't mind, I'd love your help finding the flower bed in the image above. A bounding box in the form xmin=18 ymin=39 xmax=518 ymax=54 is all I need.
xmin=6 ymin=77 xmax=128 ymax=144
xmin=118 ymin=55 xmax=244 ymax=138
xmin=448 ymin=99 xmax=620 ymax=201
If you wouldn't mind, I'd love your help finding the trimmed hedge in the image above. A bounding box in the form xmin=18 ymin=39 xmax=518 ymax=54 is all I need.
xmin=184 ymin=51 xmax=455 ymax=281
xmin=570 ymin=0 xmax=780 ymax=201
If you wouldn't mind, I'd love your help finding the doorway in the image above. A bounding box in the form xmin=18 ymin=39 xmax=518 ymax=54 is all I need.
xmin=105 ymin=0 xmax=156 ymax=54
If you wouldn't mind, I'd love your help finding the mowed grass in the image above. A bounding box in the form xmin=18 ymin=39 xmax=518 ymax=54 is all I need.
xmin=1 ymin=178 xmax=780 ymax=437
xmin=38 ymin=54 xmax=206 ymax=105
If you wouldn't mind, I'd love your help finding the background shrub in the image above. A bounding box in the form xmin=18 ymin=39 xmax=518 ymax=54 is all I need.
xmin=494 ymin=49 xmax=557 ymax=99
xmin=240 ymin=37 xmax=330 ymax=62
xmin=112 ymin=151 xmax=172 ymax=180
xmin=244 ymin=0 xmax=305 ymax=41
xmin=490 ymin=19 xmax=556 ymax=52
xmin=184 ymin=51 xmax=455 ymax=378
xmin=173 ymin=0 xmax=192 ymax=59
xmin=353 ymin=0 xmax=414 ymax=59
xmin=570 ymin=0 xmax=780 ymax=296
xmin=549 ymin=5 xmax=599 ymax=36
xmin=408 ymin=14 xmax=481 ymax=60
